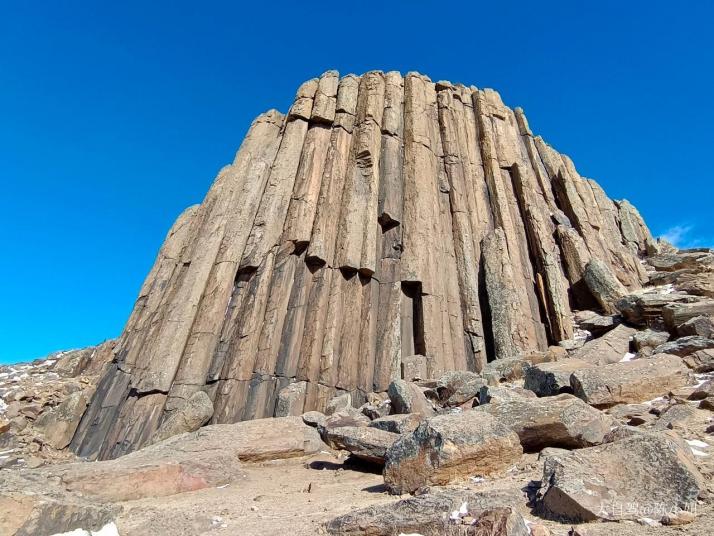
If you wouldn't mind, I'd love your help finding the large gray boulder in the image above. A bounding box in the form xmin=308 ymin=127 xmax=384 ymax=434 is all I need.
xmin=524 ymin=358 xmax=592 ymax=396
xmin=383 ymin=411 xmax=522 ymax=494
xmin=274 ymin=381 xmax=307 ymax=417
xmin=435 ymin=370 xmax=487 ymax=406
xmin=150 ymin=390 xmax=214 ymax=444
xmin=583 ymin=258 xmax=628 ymax=314
xmin=368 ymin=413 xmax=423 ymax=434
xmin=571 ymin=324 xmax=636 ymax=365
xmin=677 ymin=315 xmax=714 ymax=338
xmin=387 ymin=379 xmax=435 ymax=416
xmin=34 ymin=391 xmax=89 ymax=449
xmin=536 ymin=431 xmax=705 ymax=522
xmin=573 ymin=310 xmax=620 ymax=336
xmin=326 ymin=488 xmax=529 ymax=536
xmin=682 ymin=348 xmax=714 ymax=372
xmin=475 ymin=394 xmax=614 ymax=451
xmin=570 ymin=354 xmax=691 ymax=407
xmin=321 ymin=426 xmax=399 ymax=464
xmin=653 ymin=335 xmax=714 ymax=357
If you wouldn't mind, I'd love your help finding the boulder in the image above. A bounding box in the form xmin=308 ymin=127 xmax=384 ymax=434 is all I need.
xmin=0 ymin=476 xmax=118 ymax=536
xmin=475 ymin=394 xmax=614 ymax=451
xmin=34 ymin=391 xmax=89 ymax=449
xmin=606 ymin=404 xmax=656 ymax=426
xmin=274 ymin=381 xmax=307 ymax=417
xmin=583 ymin=259 xmax=627 ymax=314
xmin=149 ymin=390 xmax=214 ymax=444
xmin=677 ymin=315 xmax=714 ymax=338
xmin=617 ymin=292 xmax=693 ymax=327
xmin=401 ymin=354 xmax=428 ymax=381
xmin=301 ymin=410 xmax=327 ymax=428
xmin=632 ymin=329 xmax=670 ymax=354
xmin=321 ymin=426 xmax=399 ymax=464
xmin=682 ymin=349 xmax=714 ymax=372
xmin=570 ymin=354 xmax=690 ymax=407
xmin=675 ymin=272 xmax=714 ymax=298
xmin=649 ymin=251 xmax=713 ymax=272
xmin=387 ymin=379 xmax=435 ymax=416
xmin=368 ymin=413 xmax=423 ymax=434
xmin=700 ymin=397 xmax=714 ymax=410
xmin=690 ymin=380 xmax=714 ymax=400
xmin=383 ymin=412 xmax=522 ymax=494
xmin=524 ymin=359 xmax=592 ymax=397
xmin=326 ymin=488 xmax=529 ymax=536
xmin=571 ymin=324 xmax=636 ymax=365
xmin=652 ymin=403 xmax=700 ymax=432
xmin=536 ymin=431 xmax=705 ymax=522
xmin=573 ymin=310 xmax=620 ymax=336
xmin=653 ymin=336 xmax=714 ymax=357
xmin=37 ymin=417 xmax=325 ymax=503
xmin=477 ymin=385 xmax=537 ymax=405
xmin=482 ymin=358 xmax=533 ymax=382
xmin=663 ymin=299 xmax=714 ymax=330
xmin=318 ymin=409 xmax=371 ymax=433
xmin=325 ymin=392 xmax=353 ymax=415
xmin=435 ymin=370 xmax=487 ymax=406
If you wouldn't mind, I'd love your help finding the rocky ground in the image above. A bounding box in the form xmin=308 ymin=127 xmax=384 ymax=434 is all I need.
xmin=1 ymin=247 xmax=714 ymax=536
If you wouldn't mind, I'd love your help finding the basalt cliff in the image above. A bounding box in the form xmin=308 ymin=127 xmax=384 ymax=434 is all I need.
xmin=3 ymin=71 xmax=714 ymax=536
xmin=68 ymin=71 xmax=659 ymax=460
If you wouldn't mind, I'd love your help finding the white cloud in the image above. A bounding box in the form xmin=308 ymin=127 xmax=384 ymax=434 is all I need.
xmin=658 ymin=224 xmax=712 ymax=249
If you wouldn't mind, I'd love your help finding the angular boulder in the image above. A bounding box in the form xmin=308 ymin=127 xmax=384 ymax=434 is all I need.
xmin=573 ymin=310 xmax=620 ymax=336
xmin=274 ymin=381 xmax=307 ymax=417
xmin=321 ymin=426 xmax=399 ymax=464
xmin=571 ymin=324 xmax=636 ymax=365
xmin=149 ymin=390 xmax=214 ymax=444
xmin=570 ymin=354 xmax=690 ymax=407
xmin=653 ymin=335 xmax=714 ymax=357
xmin=537 ymin=431 xmax=705 ymax=522
xmin=663 ymin=299 xmax=714 ymax=330
xmin=34 ymin=391 xmax=89 ymax=449
xmin=682 ymin=348 xmax=714 ymax=372
xmin=583 ymin=259 xmax=627 ymax=314
xmin=368 ymin=413 xmax=423 ymax=434
xmin=383 ymin=411 xmax=522 ymax=494
xmin=435 ymin=370 xmax=487 ymax=406
xmin=677 ymin=315 xmax=714 ymax=338
xmin=524 ymin=358 xmax=592 ymax=396
xmin=632 ymin=328 xmax=670 ymax=354
xmin=475 ymin=394 xmax=614 ymax=451
xmin=326 ymin=488 xmax=529 ymax=536
xmin=387 ymin=379 xmax=435 ymax=416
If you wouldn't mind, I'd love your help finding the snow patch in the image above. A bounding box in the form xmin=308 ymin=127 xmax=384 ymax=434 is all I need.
xmin=686 ymin=439 xmax=709 ymax=449
xmin=691 ymin=449 xmax=709 ymax=457
xmin=449 ymin=501 xmax=468 ymax=520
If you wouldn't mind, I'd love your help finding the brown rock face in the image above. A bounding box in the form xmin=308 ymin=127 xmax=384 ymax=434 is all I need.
xmin=70 ymin=71 xmax=654 ymax=460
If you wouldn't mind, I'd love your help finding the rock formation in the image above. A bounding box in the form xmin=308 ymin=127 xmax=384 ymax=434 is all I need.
xmin=68 ymin=70 xmax=657 ymax=460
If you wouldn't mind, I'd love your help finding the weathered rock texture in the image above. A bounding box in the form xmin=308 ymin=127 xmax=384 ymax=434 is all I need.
xmin=70 ymin=71 xmax=654 ymax=460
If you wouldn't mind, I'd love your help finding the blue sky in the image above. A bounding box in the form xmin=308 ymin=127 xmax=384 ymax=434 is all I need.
xmin=1 ymin=1 xmax=712 ymax=364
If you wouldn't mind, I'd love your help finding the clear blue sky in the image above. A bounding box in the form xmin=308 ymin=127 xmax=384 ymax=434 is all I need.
xmin=1 ymin=1 xmax=712 ymax=364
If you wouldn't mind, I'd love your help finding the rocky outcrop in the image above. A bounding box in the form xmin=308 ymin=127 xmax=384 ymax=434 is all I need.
xmin=66 ymin=71 xmax=656 ymax=460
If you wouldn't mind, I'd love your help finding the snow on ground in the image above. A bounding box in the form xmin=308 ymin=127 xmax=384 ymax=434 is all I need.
xmin=620 ymin=352 xmax=636 ymax=362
